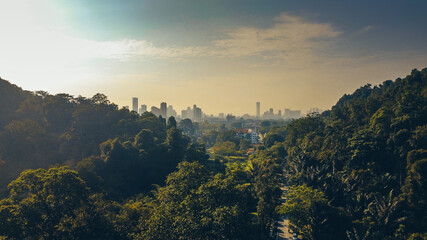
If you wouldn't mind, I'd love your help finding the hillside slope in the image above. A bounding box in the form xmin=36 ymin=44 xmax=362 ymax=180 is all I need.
xmin=280 ymin=68 xmax=427 ymax=239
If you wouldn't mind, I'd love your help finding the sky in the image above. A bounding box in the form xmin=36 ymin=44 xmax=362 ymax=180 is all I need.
xmin=0 ymin=0 xmax=426 ymax=116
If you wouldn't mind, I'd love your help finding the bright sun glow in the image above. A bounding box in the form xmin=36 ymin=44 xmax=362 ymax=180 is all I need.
xmin=0 ymin=0 xmax=425 ymax=115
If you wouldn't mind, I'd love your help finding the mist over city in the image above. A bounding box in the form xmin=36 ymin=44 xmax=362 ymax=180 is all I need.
xmin=0 ymin=1 xmax=426 ymax=240
xmin=126 ymin=97 xmax=310 ymax=121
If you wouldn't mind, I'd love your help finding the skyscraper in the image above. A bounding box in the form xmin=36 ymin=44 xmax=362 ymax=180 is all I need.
xmin=186 ymin=107 xmax=193 ymax=119
xmin=284 ymin=108 xmax=301 ymax=119
xmin=132 ymin=97 xmax=138 ymax=112
xmin=139 ymin=104 xmax=147 ymax=114
xmin=167 ymin=105 xmax=177 ymax=118
xmin=160 ymin=102 xmax=167 ymax=118
xmin=193 ymin=104 xmax=202 ymax=121
xmin=194 ymin=107 xmax=202 ymax=121
xmin=181 ymin=109 xmax=188 ymax=119
xmin=256 ymin=102 xmax=260 ymax=118
xmin=151 ymin=106 xmax=160 ymax=116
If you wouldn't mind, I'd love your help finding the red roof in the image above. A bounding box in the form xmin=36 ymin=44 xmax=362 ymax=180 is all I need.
xmin=234 ymin=128 xmax=248 ymax=133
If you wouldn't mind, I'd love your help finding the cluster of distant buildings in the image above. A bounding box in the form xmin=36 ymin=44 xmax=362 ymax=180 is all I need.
xmin=125 ymin=97 xmax=203 ymax=121
xmin=255 ymin=101 xmax=302 ymax=120
xmin=252 ymin=102 xmax=322 ymax=120
xmin=123 ymin=98 xmax=322 ymax=122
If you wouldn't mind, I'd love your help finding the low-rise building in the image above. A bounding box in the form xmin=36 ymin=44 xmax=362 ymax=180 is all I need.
xmin=235 ymin=128 xmax=248 ymax=139
xmin=248 ymin=129 xmax=260 ymax=144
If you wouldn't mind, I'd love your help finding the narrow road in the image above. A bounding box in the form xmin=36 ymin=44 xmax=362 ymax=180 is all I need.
xmin=272 ymin=158 xmax=294 ymax=240
xmin=275 ymin=182 xmax=294 ymax=240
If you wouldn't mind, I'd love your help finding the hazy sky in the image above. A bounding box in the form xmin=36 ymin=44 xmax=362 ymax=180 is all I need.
xmin=1 ymin=0 xmax=426 ymax=116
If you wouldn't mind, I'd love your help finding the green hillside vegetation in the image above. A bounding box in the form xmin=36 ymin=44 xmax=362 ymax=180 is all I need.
xmin=276 ymin=68 xmax=427 ymax=239
xmin=0 ymin=78 xmax=200 ymax=198
xmin=0 ymin=77 xmax=285 ymax=239
xmin=0 ymin=68 xmax=425 ymax=239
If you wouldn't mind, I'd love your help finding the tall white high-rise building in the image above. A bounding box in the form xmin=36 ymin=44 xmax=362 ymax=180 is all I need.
xmin=193 ymin=104 xmax=202 ymax=121
xmin=132 ymin=97 xmax=138 ymax=112
xmin=256 ymin=102 xmax=260 ymax=118
xmin=160 ymin=102 xmax=167 ymax=118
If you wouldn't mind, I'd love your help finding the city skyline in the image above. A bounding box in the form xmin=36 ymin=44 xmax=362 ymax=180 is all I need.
xmin=1 ymin=1 xmax=426 ymax=115
xmin=128 ymin=97 xmax=307 ymax=119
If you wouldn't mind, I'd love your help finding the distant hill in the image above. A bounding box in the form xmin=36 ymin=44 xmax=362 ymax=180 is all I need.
xmin=0 ymin=78 xmax=32 ymax=127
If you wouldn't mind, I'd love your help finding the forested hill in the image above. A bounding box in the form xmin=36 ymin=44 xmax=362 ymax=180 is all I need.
xmin=0 ymin=77 xmax=203 ymax=198
xmin=278 ymin=68 xmax=427 ymax=239
xmin=0 ymin=78 xmax=32 ymax=127
xmin=0 ymin=77 xmax=283 ymax=239
xmin=0 ymin=68 xmax=425 ymax=239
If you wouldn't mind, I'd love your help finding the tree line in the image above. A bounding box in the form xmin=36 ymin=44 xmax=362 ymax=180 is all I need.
xmin=0 ymin=77 xmax=285 ymax=239
xmin=273 ymin=68 xmax=426 ymax=239
xmin=0 ymin=68 xmax=425 ymax=239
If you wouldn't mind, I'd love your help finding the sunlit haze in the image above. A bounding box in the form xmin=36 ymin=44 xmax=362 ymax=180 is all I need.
xmin=1 ymin=0 xmax=426 ymax=116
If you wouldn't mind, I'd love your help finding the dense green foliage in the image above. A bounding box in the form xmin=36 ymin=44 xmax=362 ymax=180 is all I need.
xmin=0 ymin=79 xmax=211 ymax=200
xmin=0 ymin=68 xmax=425 ymax=239
xmin=0 ymin=77 xmax=286 ymax=239
xmin=0 ymin=82 xmax=170 ymax=196
xmin=0 ymin=167 xmax=118 ymax=239
xmin=279 ymin=68 xmax=427 ymax=239
xmin=139 ymin=161 xmax=255 ymax=240
xmin=75 ymin=126 xmax=206 ymax=200
xmin=0 ymin=148 xmax=284 ymax=239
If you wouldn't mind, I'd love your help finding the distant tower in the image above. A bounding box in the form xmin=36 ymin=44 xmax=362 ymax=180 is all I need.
xmin=181 ymin=109 xmax=187 ymax=119
xmin=160 ymin=102 xmax=167 ymax=118
xmin=186 ymin=107 xmax=193 ymax=119
xmin=139 ymin=104 xmax=147 ymax=114
xmin=256 ymin=102 xmax=260 ymax=118
xmin=132 ymin=97 xmax=138 ymax=112
xmin=194 ymin=106 xmax=202 ymax=121
xmin=151 ymin=106 xmax=160 ymax=116
xmin=167 ymin=105 xmax=177 ymax=118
